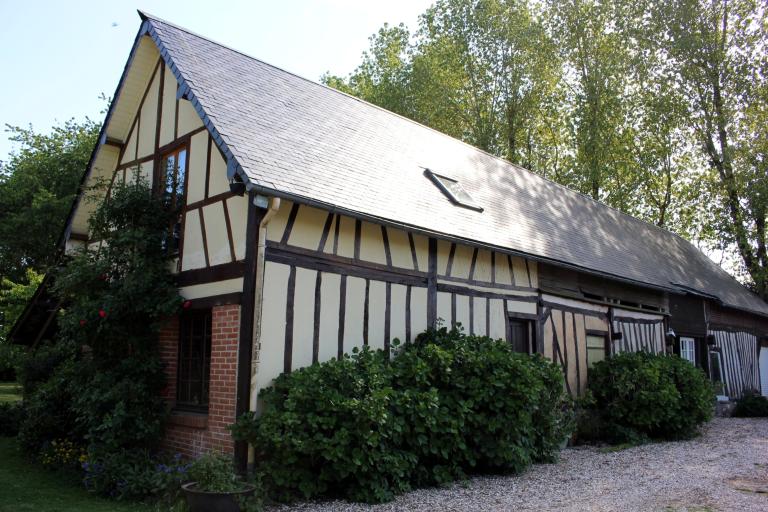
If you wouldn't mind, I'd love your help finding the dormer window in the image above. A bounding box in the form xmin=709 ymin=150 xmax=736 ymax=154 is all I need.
xmin=424 ymin=168 xmax=483 ymax=212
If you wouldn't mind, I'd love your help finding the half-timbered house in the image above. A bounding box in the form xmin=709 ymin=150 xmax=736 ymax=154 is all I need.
xmin=11 ymin=12 xmax=768 ymax=465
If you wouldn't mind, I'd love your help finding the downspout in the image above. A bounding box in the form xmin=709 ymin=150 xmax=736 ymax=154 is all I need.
xmin=246 ymin=196 xmax=280 ymax=469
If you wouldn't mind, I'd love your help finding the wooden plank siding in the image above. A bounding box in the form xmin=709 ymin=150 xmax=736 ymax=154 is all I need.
xmin=710 ymin=329 xmax=760 ymax=398
xmin=540 ymin=295 xmax=610 ymax=395
xmin=611 ymin=309 xmax=667 ymax=355
xmin=253 ymin=200 xmax=540 ymax=398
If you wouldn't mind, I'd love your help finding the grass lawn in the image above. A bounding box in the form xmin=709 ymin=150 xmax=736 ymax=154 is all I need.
xmin=0 ymin=437 xmax=153 ymax=512
xmin=0 ymin=382 xmax=21 ymax=403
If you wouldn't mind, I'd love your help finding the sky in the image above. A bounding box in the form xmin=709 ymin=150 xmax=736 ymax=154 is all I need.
xmin=0 ymin=0 xmax=434 ymax=161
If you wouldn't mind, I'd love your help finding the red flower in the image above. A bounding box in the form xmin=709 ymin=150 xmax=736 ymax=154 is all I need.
xmin=98 ymin=309 xmax=107 ymax=319
xmin=79 ymin=319 xmax=87 ymax=327
xmin=182 ymin=300 xmax=192 ymax=309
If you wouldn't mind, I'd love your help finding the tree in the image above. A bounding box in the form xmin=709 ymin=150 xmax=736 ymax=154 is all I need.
xmin=649 ymin=0 xmax=768 ymax=297
xmin=0 ymin=119 xmax=99 ymax=284
xmin=324 ymin=0 xmax=562 ymax=173
xmin=545 ymin=0 xmax=638 ymax=206
xmin=324 ymin=0 xmax=766 ymax=295
xmin=0 ymin=268 xmax=43 ymax=343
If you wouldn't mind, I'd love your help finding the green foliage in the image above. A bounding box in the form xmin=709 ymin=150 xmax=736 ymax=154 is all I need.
xmin=732 ymin=390 xmax=768 ymax=417
xmin=232 ymin=345 xmax=414 ymax=503
xmin=0 ymin=268 xmax=44 ymax=344
xmin=54 ymin=181 xmax=180 ymax=365
xmin=15 ymin=180 xmax=182 ymax=502
xmin=17 ymin=353 xmax=83 ymax=454
xmin=16 ymin=340 xmax=74 ymax=396
xmin=71 ymin=357 xmax=168 ymax=454
xmin=0 ymin=120 xmax=99 ymax=283
xmin=232 ymin=327 xmax=572 ymax=503
xmin=0 ymin=342 xmax=23 ymax=381
xmin=393 ymin=328 xmax=572 ymax=486
xmin=0 ymin=401 xmax=24 ymax=436
xmin=325 ymin=0 xmax=768 ymax=290
xmin=82 ymin=450 xmax=190 ymax=501
xmin=587 ymin=352 xmax=714 ymax=443
xmin=43 ymin=180 xmax=179 ymax=456
xmin=187 ymin=453 xmax=248 ymax=493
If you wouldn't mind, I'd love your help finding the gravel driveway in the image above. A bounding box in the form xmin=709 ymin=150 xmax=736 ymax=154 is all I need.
xmin=272 ymin=418 xmax=768 ymax=512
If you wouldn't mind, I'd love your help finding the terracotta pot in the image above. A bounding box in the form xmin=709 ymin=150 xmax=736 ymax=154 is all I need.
xmin=181 ymin=482 xmax=256 ymax=512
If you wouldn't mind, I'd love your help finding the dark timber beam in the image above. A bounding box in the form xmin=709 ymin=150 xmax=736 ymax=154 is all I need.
xmin=427 ymin=237 xmax=437 ymax=328
xmin=234 ymin=191 xmax=267 ymax=473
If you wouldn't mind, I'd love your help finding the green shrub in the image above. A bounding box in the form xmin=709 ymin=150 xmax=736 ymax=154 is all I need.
xmin=233 ymin=346 xmax=414 ymax=503
xmin=15 ymin=182 xmax=183 ymax=503
xmin=0 ymin=342 xmax=23 ymax=381
xmin=72 ymin=357 xmax=168 ymax=454
xmin=16 ymin=341 xmax=74 ymax=396
xmin=587 ymin=351 xmax=714 ymax=443
xmin=187 ymin=453 xmax=248 ymax=492
xmin=0 ymin=401 xmax=24 ymax=436
xmin=232 ymin=327 xmax=572 ymax=503
xmin=732 ymin=390 xmax=768 ymax=417
xmin=392 ymin=328 xmax=571 ymax=486
xmin=82 ymin=450 xmax=189 ymax=500
xmin=17 ymin=353 xmax=84 ymax=454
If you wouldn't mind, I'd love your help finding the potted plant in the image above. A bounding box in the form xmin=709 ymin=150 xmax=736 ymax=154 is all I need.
xmin=182 ymin=453 xmax=256 ymax=512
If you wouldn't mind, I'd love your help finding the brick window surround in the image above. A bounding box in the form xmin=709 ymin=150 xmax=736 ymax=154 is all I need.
xmin=159 ymin=304 xmax=240 ymax=457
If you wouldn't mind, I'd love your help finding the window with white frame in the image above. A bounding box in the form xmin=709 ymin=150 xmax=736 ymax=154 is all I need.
xmin=586 ymin=334 xmax=607 ymax=368
xmin=680 ymin=337 xmax=696 ymax=364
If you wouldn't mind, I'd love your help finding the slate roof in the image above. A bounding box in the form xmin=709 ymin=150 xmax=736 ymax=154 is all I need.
xmin=138 ymin=12 xmax=768 ymax=317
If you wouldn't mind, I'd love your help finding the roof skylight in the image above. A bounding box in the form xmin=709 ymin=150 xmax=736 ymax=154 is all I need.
xmin=424 ymin=169 xmax=483 ymax=212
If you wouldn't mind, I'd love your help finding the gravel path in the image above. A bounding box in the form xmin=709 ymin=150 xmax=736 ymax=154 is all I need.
xmin=272 ymin=418 xmax=768 ymax=512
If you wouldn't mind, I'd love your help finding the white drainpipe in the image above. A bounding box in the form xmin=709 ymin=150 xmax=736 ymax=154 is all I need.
xmin=247 ymin=196 xmax=280 ymax=467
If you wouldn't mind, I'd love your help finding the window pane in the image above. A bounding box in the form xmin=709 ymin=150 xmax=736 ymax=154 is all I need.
xmin=163 ymin=154 xmax=176 ymax=207
xmin=160 ymin=147 xmax=187 ymax=254
xmin=509 ymin=319 xmax=530 ymax=353
xmin=709 ymin=351 xmax=726 ymax=397
xmin=586 ymin=335 xmax=606 ymax=368
xmin=176 ymin=149 xmax=187 ymax=198
xmin=680 ymin=338 xmax=695 ymax=364
xmin=426 ymin=170 xmax=482 ymax=211
xmin=177 ymin=310 xmax=212 ymax=410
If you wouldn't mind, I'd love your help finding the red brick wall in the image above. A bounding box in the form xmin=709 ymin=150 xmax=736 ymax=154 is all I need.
xmin=159 ymin=304 xmax=241 ymax=457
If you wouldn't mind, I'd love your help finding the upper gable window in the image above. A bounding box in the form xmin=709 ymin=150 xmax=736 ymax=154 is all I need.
xmin=424 ymin=169 xmax=483 ymax=212
xmin=161 ymin=146 xmax=188 ymax=210
xmin=160 ymin=146 xmax=187 ymax=254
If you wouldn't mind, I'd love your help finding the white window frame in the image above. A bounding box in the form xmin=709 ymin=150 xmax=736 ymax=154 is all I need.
xmin=680 ymin=337 xmax=696 ymax=365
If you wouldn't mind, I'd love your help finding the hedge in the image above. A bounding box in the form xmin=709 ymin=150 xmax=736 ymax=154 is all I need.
xmin=232 ymin=327 xmax=572 ymax=503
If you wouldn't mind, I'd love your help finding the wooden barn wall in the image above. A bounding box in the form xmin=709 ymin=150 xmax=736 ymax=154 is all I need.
xmin=611 ymin=309 xmax=666 ymax=355
xmin=540 ymin=295 xmax=610 ymax=396
xmin=254 ymin=200 xmax=539 ymax=396
xmin=668 ymin=295 xmax=707 ymax=337
xmin=538 ymin=263 xmax=667 ymax=310
xmin=99 ymin=56 xmax=249 ymax=300
xmin=708 ymin=304 xmax=768 ymax=333
xmin=709 ymin=329 xmax=760 ymax=399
